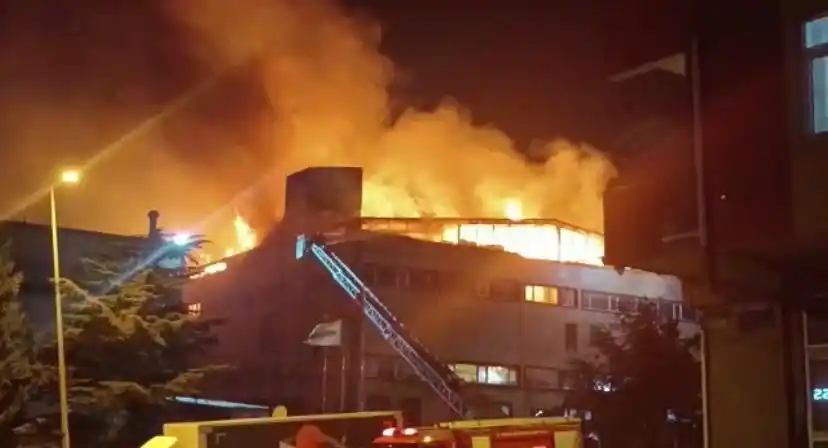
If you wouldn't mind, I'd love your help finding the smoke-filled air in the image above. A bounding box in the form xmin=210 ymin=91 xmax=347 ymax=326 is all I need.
xmin=164 ymin=0 xmax=616 ymax=231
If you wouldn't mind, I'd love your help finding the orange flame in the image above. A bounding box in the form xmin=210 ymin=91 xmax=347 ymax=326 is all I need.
xmin=504 ymin=199 xmax=523 ymax=222
xmin=223 ymin=214 xmax=257 ymax=258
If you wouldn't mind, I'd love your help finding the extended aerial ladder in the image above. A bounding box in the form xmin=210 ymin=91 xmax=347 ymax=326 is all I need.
xmin=296 ymin=233 xmax=468 ymax=417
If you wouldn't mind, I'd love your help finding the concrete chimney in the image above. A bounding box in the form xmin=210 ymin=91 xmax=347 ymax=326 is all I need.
xmin=147 ymin=210 xmax=160 ymax=239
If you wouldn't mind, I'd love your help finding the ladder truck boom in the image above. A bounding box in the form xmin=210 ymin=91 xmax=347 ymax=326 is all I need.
xmin=297 ymin=234 xmax=467 ymax=417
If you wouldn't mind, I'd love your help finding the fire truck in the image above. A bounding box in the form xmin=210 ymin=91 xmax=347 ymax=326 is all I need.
xmin=373 ymin=417 xmax=583 ymax=448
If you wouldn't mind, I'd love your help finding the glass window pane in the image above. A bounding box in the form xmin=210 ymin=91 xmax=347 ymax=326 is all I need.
xmin=485 ymin=366 xmax=515 ymax=385
xmin=807 ymin=17 xmax=828 ymax=49
xmin=812 ymin=55 xmax=828 ymax=133
xmin=525 ymin=368 xmax=558 ymax=389
xmin=451 ymin=364 xmax=478 ymax=383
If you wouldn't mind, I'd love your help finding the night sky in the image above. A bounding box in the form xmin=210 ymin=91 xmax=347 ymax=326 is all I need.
xmin=0 ymin=0 xmax=687 ymax=248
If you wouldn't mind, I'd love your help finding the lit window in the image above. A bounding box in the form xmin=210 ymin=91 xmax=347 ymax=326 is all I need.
xmin=805 ymin=16 xmax=828 ymax=133
xmin=449 ymin=363 xmax=518 ymax=386
xmin=525 ymin=285 xmax=559 ymax=304
xmin=450 ymin=364 xmax=478 ymax=383
xmin=525 ymin=285 xmax=577 ymax=307
xmin=187 ymin=302 xmax=202 ymax=317
xmin=481 ymin=366 xmax=518 ymax=385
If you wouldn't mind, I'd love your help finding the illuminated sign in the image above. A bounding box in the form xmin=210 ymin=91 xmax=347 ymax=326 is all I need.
xmin=814 ymin=388 xmax=828 ymax=401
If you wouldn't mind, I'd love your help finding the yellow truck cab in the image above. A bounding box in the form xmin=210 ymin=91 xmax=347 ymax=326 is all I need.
xmin=372 ymin=417 xmax=583 ymax=448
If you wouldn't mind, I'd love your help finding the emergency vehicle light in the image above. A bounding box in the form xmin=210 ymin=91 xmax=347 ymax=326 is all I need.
xmin=382 ymin=427 xmax=419 ymax=437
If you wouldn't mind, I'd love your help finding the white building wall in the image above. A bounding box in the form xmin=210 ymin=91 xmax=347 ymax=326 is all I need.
xmin=351 ymin=236 xmax=698 ymax=422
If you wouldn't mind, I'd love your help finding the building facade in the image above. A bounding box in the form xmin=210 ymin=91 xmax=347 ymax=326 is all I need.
xmin=186 ymin=218 xmax=696 ymax=424
xmin=600 ymin=1 xmax=828 ymax=447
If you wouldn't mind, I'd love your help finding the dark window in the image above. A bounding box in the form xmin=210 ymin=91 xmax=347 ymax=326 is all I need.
xmin=524 ymin=367 xmax=558 ymax=389
xmin=367 ymin=263 xmax=398 ymax=287
xmin=435 ymin=270 xmax=461 ymax=291
xmin=583 ymin=291 xmax=611 ymax=311
xmin=395 ymin=268 xmax=410 ymax=289
xmin=491 ymin=279 xmax=522 ymax=301
xmin=560 ymin=288 xmax=579 ymax=307
xmin=565 ymin=323 xmax=578 ymax=352
xmin=658 ymin=301 xmax=678 ymax=321
xmin=617 ymin=295 xmax=639 ymax=312
xmin=681 ymin=304 xmax=698 ymax=322
xmin=589 ymin=324 xmax=604 ymax=346
xmin=408 ymin=269 xmax=439 ymax=291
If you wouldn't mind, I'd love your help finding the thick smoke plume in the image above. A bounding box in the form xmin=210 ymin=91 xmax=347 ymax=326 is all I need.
xmin=165 ymin=0 xmax=615 ymax=231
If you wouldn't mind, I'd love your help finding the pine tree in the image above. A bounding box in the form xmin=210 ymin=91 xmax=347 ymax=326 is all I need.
xmin=0 ymin=242 xmax=46 ymax=445
xmin=40 ymin=234 xmax=227 ymax=446
xmin=564 ymin=301 xmax=701 ymax=448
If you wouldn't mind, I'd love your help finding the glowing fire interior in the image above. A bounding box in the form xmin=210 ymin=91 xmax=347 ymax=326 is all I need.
xmin=194 ymin=198 xmax=604 ymax=279
xmin=225 ymin=215 xmax=257 ymax=258
xmin=190 ymin=214 xmax=258 ymax=279
xmin=361 ymin=218 xmax=604 ymax=266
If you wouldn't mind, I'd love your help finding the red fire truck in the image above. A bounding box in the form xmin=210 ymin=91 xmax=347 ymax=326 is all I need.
xmin=372 ymin=417 xmax=583 ymax=448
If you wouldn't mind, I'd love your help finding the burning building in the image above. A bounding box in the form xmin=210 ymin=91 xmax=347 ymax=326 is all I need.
xmin=185 ymin=166 xmax=696 ymax=423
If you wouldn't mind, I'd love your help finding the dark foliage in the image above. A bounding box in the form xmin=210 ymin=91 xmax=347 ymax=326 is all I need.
xmin=0 ymin=243 xmax=47 ymax=446
xmin=564 ymin=301 xmax=701 ymax=448
xmin=36 ymin=233 xmax=228 ymax=446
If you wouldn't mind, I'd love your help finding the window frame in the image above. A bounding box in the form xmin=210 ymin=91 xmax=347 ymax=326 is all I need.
xmin=524 ymin=284 xmax=578 ymax=307
xmin=805 ymin=15 xmax=828 ymax=135
xmin=523 ymin=366 xmax=560 ymax=390
xmin=449 ymin=362 xmax=519 ymax=387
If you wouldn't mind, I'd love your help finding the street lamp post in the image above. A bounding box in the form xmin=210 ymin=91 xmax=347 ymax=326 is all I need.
xmin=49 ymin=169 xmax=80 ymax=448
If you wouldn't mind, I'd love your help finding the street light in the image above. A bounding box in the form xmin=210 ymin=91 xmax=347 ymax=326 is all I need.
xmin=171 ymin=233 xmax=191 ymax=246
xmin=50 ymin=169 xmax=80 ymax=448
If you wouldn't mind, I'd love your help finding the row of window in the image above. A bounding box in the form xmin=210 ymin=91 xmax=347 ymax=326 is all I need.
xmin=363 ymin=262 xmax=697 ymax=321
xmin=366 ymin=355 xmax=578 ymax=391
